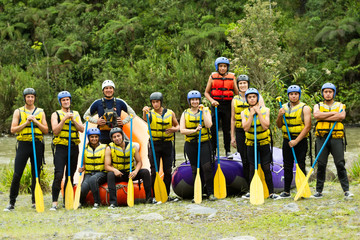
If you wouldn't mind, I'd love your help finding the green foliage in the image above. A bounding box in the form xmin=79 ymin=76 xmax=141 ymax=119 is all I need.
xmin=349 ymin=155 xmax=360 ymax=182
xmin=0 ymin=0 xmax=360 ymax=133
xmin=0 ymin=163 xmax=52 ymax=194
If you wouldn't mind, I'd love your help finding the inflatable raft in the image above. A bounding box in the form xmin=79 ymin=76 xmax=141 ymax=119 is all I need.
xmin=171 ymin=147 xmax=295 ymax=198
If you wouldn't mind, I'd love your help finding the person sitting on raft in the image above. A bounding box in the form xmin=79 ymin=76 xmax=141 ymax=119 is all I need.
xmin=241 ymin=88 xmax=278 ymax=200
xmin=179 ymin=90 xmax=216 ymax=201
xmin=78 ymin=128 xmax=107 ymax=209
xmin=104 ymin=127 xmax=152 ymax=208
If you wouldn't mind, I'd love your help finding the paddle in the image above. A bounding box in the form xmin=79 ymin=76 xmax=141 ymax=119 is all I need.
xmin=74 ymin=119 xmax=89 ymax=210
xmin=30 ymin=121 xmax=44 ymax=212
xmin=257 ymin=150 xmax=269 ymax=198
xmin=276 ymin=97 xmax=311 ymax=198
xmin=146 ymin=112 xmax=168 ymax=203
xmin=294 ymin=109 xmax=343 ymax=201
xmin=213 ymin=106 xmax=227 ymax=199
xmin=250 ymin=114 xmax=264 ymax=205
xmin=127 ymin=115 xmax=134 ymax=207
xmin=65 ymin=120 xmax=74 ymax=210
xmin=194 ymin=107 xmax=203 ymax=204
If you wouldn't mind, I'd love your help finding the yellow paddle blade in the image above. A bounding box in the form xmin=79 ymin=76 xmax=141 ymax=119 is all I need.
xmin=258 ymin=164 xmax=269 ymax=199
xmin=294 ymin=168 xmax=314 ymax=201
xmin=295 ymin=164 xmax=312 ymax=198
xmin=34 ymin=178 xmax=44 ymax=213
xmin=250 ymin=170 xmax=264 ymax=205
xmin=154 ymin=172 xmax=168 ymax=203
xmin=65 ymin=176 xmax=74 ymax=210
xmin=73 ymin=174 xmax=84 ymax=210
xmin=194 ymin=168 xmax=202 ymax=204
xmin=214 ymin=164 xmax=227 ymax=199
xmin=127 ymin=178 xmax=134 ymax=207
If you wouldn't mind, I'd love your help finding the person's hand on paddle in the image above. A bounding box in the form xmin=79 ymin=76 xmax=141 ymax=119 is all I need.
xmin=249 ymin=107 xmax=256 ymax=116
xmin=278 ymin=107 xmax=285 ymax=117
xmin=114 ymin=169 xmax=123 ymax=177
xmin=26 ymin=114 xmax=37 ymax=124
xmin=142 ymin=106 xmax=151 ymax=113
xmin=78 ymin=167 xmax=85 ymax=173
xmin=231 ymin=137 xmax=237 ymax=148
xmin=129 ymin=169 xmax=138 ymax=179
xmin=210 ymin=100 xmax=219 ymax=106
xmin=252 ymin=105 xmax=261 ymax=115
xmin=288 ymin=139 xmax=299 ymax=148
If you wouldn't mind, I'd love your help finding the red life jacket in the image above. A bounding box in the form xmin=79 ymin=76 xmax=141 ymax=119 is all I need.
xmin=210 ymin=72 xmax=235 ymax=101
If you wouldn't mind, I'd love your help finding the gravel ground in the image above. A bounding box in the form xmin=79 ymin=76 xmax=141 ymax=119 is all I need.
xmin=1 ymin=181 xmax=359 ymax=240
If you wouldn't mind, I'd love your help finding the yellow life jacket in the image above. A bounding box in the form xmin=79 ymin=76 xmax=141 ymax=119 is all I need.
xmin=281 ymin=102 xmax=310 ymax=140
xmin=149 ymin=109 xmax=174 ymax=141
xmin=315 ymin=102 xmax=345 ymax=138
xmin=84 ymin=144 xmax=106 ymax=173
xmin=184 ymin=107 xmax=211 ymax=142
xmin=16 ymin=106 xmax=44 ymax=141
xmin=233 ymin=95 xmax=249 ymax=128
xmin=243 ymin=107 xmax=270 ymax=146
xmin=109 ymin=142 xmax=136 ymax=173
xmin=53 ymin=110 xmax=81 ymax=146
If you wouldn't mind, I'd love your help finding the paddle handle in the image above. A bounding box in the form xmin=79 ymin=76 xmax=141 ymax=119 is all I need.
xmin=30 ymin=122 xmax=40 ymax=178
xmin=311 ymin=109 xmax=343 ymax=169
xmin=68 ymin=120 xmax=72 ymax=177
xmin=197 ymin=109 xmax=203 ymax=169
xmin=129 ymin=115 xmax=133 ymax=175
xmin=79 ymin=120 xmax=89 ymax=176
xmin=276 ymin=97 xmax=299 ymax=164
xmin=215 ymin=106 xmax=220 ymax=164
xmin=254 ymin=114 xmax=257 ymax=170
xmin=146 ymin=112 xmax=159 ymax=173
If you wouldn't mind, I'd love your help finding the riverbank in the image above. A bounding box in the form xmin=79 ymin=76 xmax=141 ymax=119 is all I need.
xmin=1 ymin=182 xmax=359 ymax=239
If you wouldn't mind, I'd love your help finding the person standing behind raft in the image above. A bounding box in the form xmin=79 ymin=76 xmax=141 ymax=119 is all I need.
xmin=142 ymin=92 xmax=180 ymax=200
xmin=105 ymin=128 xmax=152 ymax=208
xmin=205 ymin=57 xmax=239 ymax=157
xmin=78 ymin=128 xmax=107 ymax=209
xmin=231 ymin=75 xmax=266 ymax=190
xmin=4 ymin=88 xmax=49 ymax=211
xmin=276 ymin=85 xmax=311 ymax=198
xmin=312 ymin=83 xmax=353 ymax=199
xmin=241 ymin=88 xmax=278 ymax=200
xmin=83 ymin=80 xmax=136 ymax=144
xmin=50 ymin=91 xmax=84 ymax=210
xmin=180 ymin=90 xmax=216 ymax=201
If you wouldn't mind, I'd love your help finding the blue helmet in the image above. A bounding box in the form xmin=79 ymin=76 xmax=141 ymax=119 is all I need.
xmin=57 ymin=91 xmax=72 ymax=106
xmin=214 ymin=57 xmax=230 ymax=72
xmin=187 ymin=90 xmax=201 ymax=104
xmin=321 ymin=83 xmax=336 ymax=98
xmin=287 ymin=85 xmax=301 ymax=99
xmin=87 ymin=127 xmax=100 ymax=139
xmin=245 ymin=88 xmax=259 ymax=104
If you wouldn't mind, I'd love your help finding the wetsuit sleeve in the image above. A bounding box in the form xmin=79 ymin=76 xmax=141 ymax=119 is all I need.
xmin=83 ymin=100 xmax=98 ymax=124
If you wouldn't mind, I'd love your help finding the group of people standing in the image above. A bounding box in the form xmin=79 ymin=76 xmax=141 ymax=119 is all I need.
xmin=4 ymin=56 xmax=353 ymax=211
